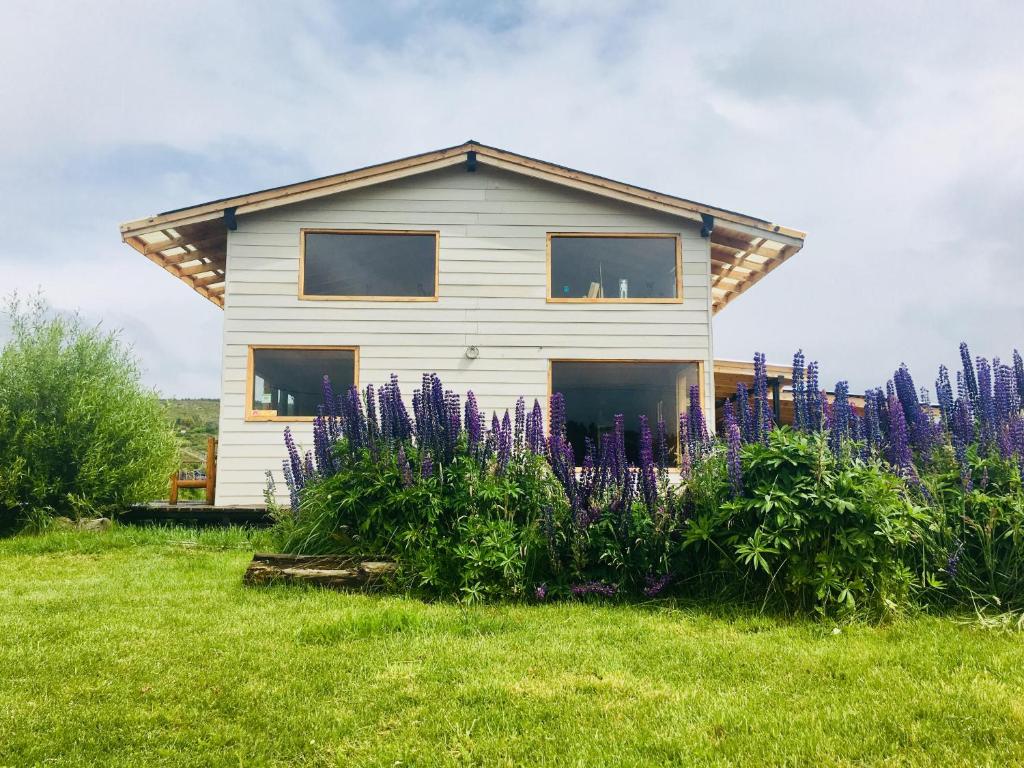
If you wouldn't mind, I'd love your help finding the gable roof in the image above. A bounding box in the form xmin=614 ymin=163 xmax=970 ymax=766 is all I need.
xmin=119 ymin=140 xmax=806 ymax=311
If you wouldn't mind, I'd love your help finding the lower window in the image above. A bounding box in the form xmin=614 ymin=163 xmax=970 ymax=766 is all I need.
xmin=550 ymin=360 xmax=701 ymax=465
xmin=247 ymin=346 xmax=357 ymax=420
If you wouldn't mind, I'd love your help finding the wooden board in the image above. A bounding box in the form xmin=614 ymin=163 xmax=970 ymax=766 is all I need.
xmin=243 ymin=553 xmax=397 ymax=590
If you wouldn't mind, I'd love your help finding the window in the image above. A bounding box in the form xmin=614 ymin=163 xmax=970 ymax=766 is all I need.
xmin=550 ymin=360 xmax=701 ymax=465
xmin=300 ymin=230 xmax=438 ymax=300
xmin=247 ymin=346 xmax=357 ymax=421
xmin=547 ymin=234 xmax=681 ymax=302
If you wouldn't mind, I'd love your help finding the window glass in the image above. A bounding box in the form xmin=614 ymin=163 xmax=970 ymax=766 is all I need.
xmin=302 ymin=231 xmax=436 ymax=298
xmin=250 ymin=347 xmax=355 ymax=418
xmin=551 ymin=361 xmax=700 ymax=464
xmin=549 ymin=235 xmax=679 ymax=300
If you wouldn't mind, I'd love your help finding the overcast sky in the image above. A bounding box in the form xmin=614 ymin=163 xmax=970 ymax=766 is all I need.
xmin=1 ymin=1 xmax=1021 ymax=398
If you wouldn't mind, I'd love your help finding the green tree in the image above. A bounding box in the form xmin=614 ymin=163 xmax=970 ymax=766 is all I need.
xmin=0 ymin=295 xmax=178 ymax=531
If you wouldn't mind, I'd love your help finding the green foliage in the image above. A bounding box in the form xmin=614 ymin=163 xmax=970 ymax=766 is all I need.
xmin=276 ymin=445 xmax=557 ymax=602
xmin=162 ymin=398 xmax=218 ymax=461
xmin=0 ymin=295 xmax=178 ymax=531
xmin=684 ymin=428 xmax=925 ymax=616
xmin=921 ymin=451 xmax=1024 ymax=610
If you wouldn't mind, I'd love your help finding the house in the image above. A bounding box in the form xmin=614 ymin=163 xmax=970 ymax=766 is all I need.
xmin=120 ymin=141 xmax=806 ymax=505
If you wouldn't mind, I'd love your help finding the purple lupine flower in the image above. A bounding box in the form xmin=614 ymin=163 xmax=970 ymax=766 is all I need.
xmin=550 ymin=391 xmax=567 ymax=441
xmin=994 ymin=361 xmax=1014 ymax=428
xmin=321 ymin=375 xmax=340 ymax=442
xmin=961 ymin=342 xmax=979 ymax=404
xmin=637 ymin=415 xmax=658 ymax=514
xmin=806 ymin=361 xmax=822 ymax=431
xmin=643 ymin=572 xmax=673 ymax=598
xmin=283 ymin=426 xmax=305 ymax=491
xmin=851 ymin=406 xmax=864 ymax=441
xmin=570 ymin=581 xmax=617 ymax=598
xmin=936 ymin=365 xmax=955 ymax=427
xmin=862 ymin=388 xmax=883 ymax=455
xmin=655 ymin=414 xmax=669 ymax=481
xmin=465 ymin=390 xmax=482 ymax=457
xmin=614 ymin=414 xmax=627 ymax=486
xmin=752 ymin=352 xmax=773 ymax=442
xmin=1014 ymin=350 xmax=1024 ymax=403
xmin=885 ymin=393 xmax=914 ymax=477
xmin=312 ymin=405 xmax=333 ymax=476
xmin=977 ymin=357 xmax=995 ymax=449
xmin=342 ymin=385 xmax=366 ymax=450
xmin=686 ymin=385 xmax=710 ymax=461
xmin=445 ymin=390 xmax=461 ymax=461
xmin=514 ymin=397 xmax=525 ymax=452
xmin=497 ymin=410 xmax=513 ymax=474
xmin=526 ymin=399 xmax=546 ymax=454
xmin=829 ymin=381 xmax=851 ymax=456
xmin=735 ymin=381 xmax=752 ymax=442
xmin=390 ymin=375 xmax=413 ymax=442
xmin=679 ymin=450 xmax=692 ymax=481
xmin=281 ymin=459 xmax=299 ymax=512
xmin=893 ymin=364 xmax=920 ymax=428
xmin=577 ymin=437 xmax=598 ymax=524
xmin=303 ymin=450 xmax=315 ymax=480
xmin=365 ymin=383 xmax=380 ymax=444
xmin=420 ymin=452 xmax=433 ymax=479
xmin=534 ymin=583 xmax=548 ymax=601
xmin=397 ymin=444 xmax=414 ymax=488
xmin=378 ymin=384 xmax=392 ymax=445
xmin=792 ymin=349 xmax=807 ymax=431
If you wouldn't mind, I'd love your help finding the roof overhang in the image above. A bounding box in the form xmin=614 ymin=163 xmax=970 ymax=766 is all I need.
xmin=120 ymin=141 xmax=806 ymax=310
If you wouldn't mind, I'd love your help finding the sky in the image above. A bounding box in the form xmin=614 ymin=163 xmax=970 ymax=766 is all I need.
xmin=1 ymin=0 xmax=1021 ymax=398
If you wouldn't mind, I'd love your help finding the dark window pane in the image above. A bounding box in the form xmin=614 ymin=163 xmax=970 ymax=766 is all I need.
xmin=549 ymin=236 xmax=678 ymax=300
xmin=303 ymin=232 xmax=436 ymax=298
xmin=251 ymin=348 xmax=355 ymax=417
xmin=551 ymin=361 xmax=700 ymax=465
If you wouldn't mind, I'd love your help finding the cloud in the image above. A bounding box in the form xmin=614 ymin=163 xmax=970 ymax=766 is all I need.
xmin=0 ymin=0 xmax=1021 ymax=396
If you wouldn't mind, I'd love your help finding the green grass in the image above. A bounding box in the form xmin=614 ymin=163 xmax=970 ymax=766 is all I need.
xmin=2 ymin=526 xmax=1024 ymax=767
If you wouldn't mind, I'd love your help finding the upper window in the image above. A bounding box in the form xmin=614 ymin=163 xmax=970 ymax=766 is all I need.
xmin=550 ymin=360 xmax=701 ymax=465
xmin=247 ymin=346 xmax=357 ymax=421
xmin=548 ymin=234 xmax=681 ymax=303
xmin=300 ymin=230 xmax=438 ymax=300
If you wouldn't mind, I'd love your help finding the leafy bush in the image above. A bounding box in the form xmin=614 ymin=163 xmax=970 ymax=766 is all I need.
xmin=684 ymin=429 xmax=924 ymax=615
xmin=922 ymin=451 xmax=1024 ymax=610
xmin=273 ymin=377 xmax=560 ymax=601
xmin=272 ymin=337 xmax=1024 ymax=616
xmin=0 ymin=296 xmax=178 ymax=531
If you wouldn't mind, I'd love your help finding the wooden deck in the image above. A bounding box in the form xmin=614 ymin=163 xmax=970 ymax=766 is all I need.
xmin=122 ymin=501 xmax=273 ymax=526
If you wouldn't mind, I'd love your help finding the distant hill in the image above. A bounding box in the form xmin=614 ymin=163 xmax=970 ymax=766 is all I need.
xmin=163 ymin=398 xmax=219 ymax=463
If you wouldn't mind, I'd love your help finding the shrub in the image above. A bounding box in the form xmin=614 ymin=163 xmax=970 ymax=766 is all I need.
xmin=922 ymin=450 xmax=1024 ymax=610
xmin=272 ymin=336 xmax=1024 ymax=616
xmin=0 ymin=296 xmax=178 ymax=531
xmin=684 ymin=429 xmax=925 ymax=615
xmin=273 ymin=377 xmax=561 ymax=601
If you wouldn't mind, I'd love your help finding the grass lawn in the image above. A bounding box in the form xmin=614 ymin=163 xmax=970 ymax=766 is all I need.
xmin=2 ymin=527 xmax=1023 ymax=767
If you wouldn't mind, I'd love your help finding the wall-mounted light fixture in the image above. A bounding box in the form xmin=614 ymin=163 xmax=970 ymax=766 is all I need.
xmin=465 ymin=345 xmax=480 ymax=359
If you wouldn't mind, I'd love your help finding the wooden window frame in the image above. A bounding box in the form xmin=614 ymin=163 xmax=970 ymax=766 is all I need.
xmin=545 ymin=232 xmax=683 ymax=304
xmin=298 ymin=228 xmax=440 ymax=302
xmin=245 ymin=344 xmax=360 ymax=422
xmin=547 ymin=358 xmax=705 ymax=467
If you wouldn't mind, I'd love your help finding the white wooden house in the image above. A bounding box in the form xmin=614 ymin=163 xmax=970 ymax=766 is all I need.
xmin=120 ymin=142 xmax=805 ymax=505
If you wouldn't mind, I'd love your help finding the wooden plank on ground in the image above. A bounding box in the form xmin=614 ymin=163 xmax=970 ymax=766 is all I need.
xmin=243 ymin=553 xmax=397 ymax=590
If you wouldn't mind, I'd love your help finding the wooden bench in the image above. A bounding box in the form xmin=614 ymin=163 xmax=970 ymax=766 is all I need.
xmin=169 ymin=436 xmax=217 ymax=505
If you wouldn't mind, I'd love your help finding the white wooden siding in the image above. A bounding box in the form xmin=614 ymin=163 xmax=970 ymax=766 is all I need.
xmin=217 ymin=166 xmax=715 ymax=505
